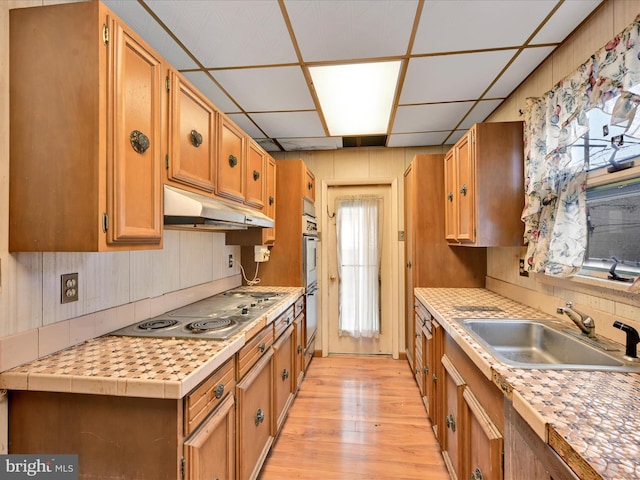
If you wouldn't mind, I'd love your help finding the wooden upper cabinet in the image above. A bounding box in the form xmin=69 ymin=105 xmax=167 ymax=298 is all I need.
xmin=245 ymin=140 xmax=266 ymax=209
xmin=304 ymin=167 xmax=316 ymax=203
xmin=9 ymin=1 xmax=163 ymax=251
xmin=444 ymin=122 xmax=524 ymax=247
xmin=167 ymin=70 xmax=217 ymax=193
xmin=217 ymin=116 xmax=245 ymax=203
xmin=262 ymin=156 xmax=277 ymax=245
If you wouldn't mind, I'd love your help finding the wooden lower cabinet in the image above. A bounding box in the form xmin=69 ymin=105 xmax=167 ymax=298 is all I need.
xmin=273 ymin=324 xmax=295 ymax=434
xmin=236 ymin=349 xmax=274 ymax=480
xmin=464 ymin=388 xmax=503 ymax=480
xmin=293 ymin=312 xmax=306 ymax=391
xmin=442 ymin=355 xmax=466 ymax=480
xmin=184 ymin=394 xmax=235 ymax=480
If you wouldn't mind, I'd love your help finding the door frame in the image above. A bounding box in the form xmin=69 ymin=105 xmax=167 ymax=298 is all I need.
xmin=320 ymin=178 xmax=400 ymax=359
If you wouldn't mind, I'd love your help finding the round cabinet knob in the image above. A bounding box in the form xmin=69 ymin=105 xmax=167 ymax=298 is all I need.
xmin=255 ymin=408 xmax=265 ymax=426
xmin=330 ymin=275 xmax=336 ymax=281
xmin=214 ymin=383 xmax=225 ymax=399
xmin=130 ymin=130 xmax=150 ymax=154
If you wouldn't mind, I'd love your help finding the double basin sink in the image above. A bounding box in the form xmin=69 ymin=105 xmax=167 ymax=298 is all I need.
xmin=457 ymin=318 xmax=640 ymax=373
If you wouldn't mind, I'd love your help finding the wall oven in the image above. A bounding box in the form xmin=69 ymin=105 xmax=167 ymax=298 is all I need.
xmin=302 ymin=204 xmax=319 ymax=346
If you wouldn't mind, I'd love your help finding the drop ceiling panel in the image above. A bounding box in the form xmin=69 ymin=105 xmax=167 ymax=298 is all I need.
xmin=485 ymin=46 xmax=555 ymax=98
xmin=147 ymin=0 xmax=297 ymax=68
xmin=532 ymin=0 xmax=603 ymax=44
xmin=250 ymin=112 xmax=325 ymax=138
xmin=274 ymin=137 xmax=344 ymax=151
xmin=227 ymin=114 xmax=265 ymax=139
xmin=181 ymin=72 xmax=240 ymax=113
xmin=458 ymin=99 xmax=504 ymax=130
xmin=414 ymin=0 xmax=557 ymax=54
xmin=388 ymin=131 xmax=451 ymax=147
xmin=103 ymin=0 xmax=198 ymax=69
xmin=285 ymin=0 xmax=418 ymax=62
xmin=212 ymin=66 xmax=315 ymax=112
xmin=401 ymin=50 xmax=516 ymax=104
xmin=393 ymin=102 xmax=475 ymax=133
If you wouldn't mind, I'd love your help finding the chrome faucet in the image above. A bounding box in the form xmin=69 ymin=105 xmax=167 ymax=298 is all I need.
xmin=556 ymin=301 xmax=596 ymax=338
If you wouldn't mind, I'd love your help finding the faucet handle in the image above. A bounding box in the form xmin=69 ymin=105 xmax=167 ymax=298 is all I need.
xmin=565 ymin=301 xmax=573 ymax=308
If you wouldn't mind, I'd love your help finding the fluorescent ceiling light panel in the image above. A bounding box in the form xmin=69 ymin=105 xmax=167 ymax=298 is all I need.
xmin=309 ymin=61 xmax=401 ymax=136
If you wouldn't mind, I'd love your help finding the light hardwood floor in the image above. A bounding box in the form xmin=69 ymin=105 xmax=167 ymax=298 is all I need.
xmin=259 ymin=355 xmax=450 ymax=479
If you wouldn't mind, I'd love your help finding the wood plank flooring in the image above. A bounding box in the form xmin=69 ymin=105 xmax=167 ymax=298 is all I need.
xmin=259 ymin=356 xmax=450 ymax=479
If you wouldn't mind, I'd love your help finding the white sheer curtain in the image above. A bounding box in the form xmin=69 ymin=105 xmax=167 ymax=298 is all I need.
xmin=335 ymin=196 xmax=382 ymax=338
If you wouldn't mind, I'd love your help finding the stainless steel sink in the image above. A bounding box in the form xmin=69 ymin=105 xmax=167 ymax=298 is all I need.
xmin=458 ymin=318 xmax=640 ymax=373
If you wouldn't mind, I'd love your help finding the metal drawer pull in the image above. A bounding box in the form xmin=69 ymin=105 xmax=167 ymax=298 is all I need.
xmin=258 ymin=342 xmax=266 ymax=353
xmin=447 ymin=192 xmax=454 ymax=202
xmin=130 ymin=130 xmax=150 ymax=154
xmin=253 ymin=170 xmax=260 ymax=181
xmin=471 ymin=467 xmax=483 ymax=480
xmin=298 ymin=345 xmax=303 ymax=354
xmin=282 ymin=369 xmax=289 ymax=380
xmin=214 ymin=383 xmax=224 ymax=399
xmin=460 ymin=184 xmax=468 ymax=196
xmin=269 ymin=195 xmax=274 ymax=206
xmin=229 ymin=154 xmax=238 ymax=167
xmin=255 ymin=408 xmax=265 ymax=426
xmin=445 ymin=413 xmax=456 ymax=432
xmin=423 ymin=365 xmax=429 ymax=374
xmin=189 ymin=129 xmax=203 ymax=147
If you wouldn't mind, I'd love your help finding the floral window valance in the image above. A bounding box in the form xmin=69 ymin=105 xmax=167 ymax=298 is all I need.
xmin=522 ymin=14 xmax=640 ymax=277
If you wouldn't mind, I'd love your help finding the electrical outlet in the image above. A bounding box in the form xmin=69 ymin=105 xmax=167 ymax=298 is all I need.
xmin=228 ymin=254 xmax=233 ymax=268
xmin=519 ymin=259 xmax=529 ymax=277
xmin=61 ymin=273 xmax=79 ymax=303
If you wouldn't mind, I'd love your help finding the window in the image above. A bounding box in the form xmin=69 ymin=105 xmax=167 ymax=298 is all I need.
xmin=575 ymin=108 xmax=640 ymax=280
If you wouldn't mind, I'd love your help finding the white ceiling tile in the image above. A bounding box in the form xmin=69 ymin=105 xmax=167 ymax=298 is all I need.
xmin=400 ymin=50 xmax=516 ymax=104
xmin=147 ymin=0 xmax=297 ymax=67
xmin=485 ymin=46 xmax=555 ymax=98
xmin=250 ymin=112 xmax=325 ymax=138
xmin=393 ymin=103 xmax=475 ymax=133
xmin=227 ymin=114 xmax=265 ymax=138
xmin=212 ymin=66 xmax=314 ymax=112
xmin=387 ymin=131 xmax=450 ymax=147
xmin=103 ymin=0 xmax=198 ymax=69
xmin=256 ymin=138 xmax=281 ymax=152
xmin=446 ymin=130 xmax=467 ymax=145
xmin=181 ymin=72 xmax=240 ymax=114
xmin=414 ymin=0 xmax=557 ymax=54
xmin=275 ymin=137 xmax=344 ymax=151
xmin=458 ymin=99 xmax=503 ymax=130
xmin=285 ymin=0 xmax=418 ymax=62
xmin=532 ymin=0 xmax=603 ymax=44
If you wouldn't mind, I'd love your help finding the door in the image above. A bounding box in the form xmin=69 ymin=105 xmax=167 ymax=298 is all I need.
xmin=327 ymin=184 xmax=392 ymax=355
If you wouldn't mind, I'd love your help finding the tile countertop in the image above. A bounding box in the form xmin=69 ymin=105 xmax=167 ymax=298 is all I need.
xmin=0 ymin=286 xmax=304 ymax=400
xmin=416 ymin=287 xmax=640 ymax=480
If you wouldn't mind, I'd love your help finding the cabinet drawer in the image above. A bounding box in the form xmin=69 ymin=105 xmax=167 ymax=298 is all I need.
xmin=184 ymin=358 xmax=235 ymax=436
xmin=237 ymin=325 xmax=274 ymax=380
xmin=294 ymin=295 xmax=305 ymax=318
xmin=274 ymin=306 xmax=295 ymax=340
xmin=415 ymin=301 xmax=432 ymax=332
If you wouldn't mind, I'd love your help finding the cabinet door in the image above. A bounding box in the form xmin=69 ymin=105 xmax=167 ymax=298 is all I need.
xmin=262 ymin=156 xmax=277 ymax=245
xmin=184 ymin=394 xmax=235 ymax=480
xmin=236 ymin=349 xmax=273 ymax=480
xmin=442 ymin=355 xmax=466 ymax=480
xmin=405 ymin=168 xmax=415 ymax=366
xmin=108 ymin=17 xmax=163 ymax=245
xmin=217 ymin=117 xmax=245 ymax=202
xmin=293 ymin=314 xmax=306 ymax=390
xmin=454 ymin=130 xmax=476 ymax=243
xmin=423 ymin=326 xmax=433 ymax=413
xmin=444 ymin=150 xmax=457 ymax=242
xmin=304 ymin=167 xmax=315 ymax=202
xmin=273 ymin=325 xmax=294 ymax=434
xmin=414 ymin=313 xmax=425 ymax=395
xmin=464 ymin=388 xmax=503 ymax=480
xmin=168 ymin=70 xmax=216 ymax=192
xmin=245 ymin=141 xmax=266 ymax=209
xmin=429 ymin=319 xmax=444 ymax=440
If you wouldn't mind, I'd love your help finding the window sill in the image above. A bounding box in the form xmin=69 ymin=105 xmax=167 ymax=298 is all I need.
xmin=534 ymin=271 xmax=640 ymax=304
